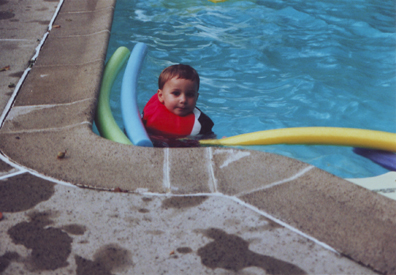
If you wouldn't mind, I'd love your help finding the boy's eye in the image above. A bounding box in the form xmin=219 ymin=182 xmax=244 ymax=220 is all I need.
xmin=171 ymin=91 xmax=180 ymax=96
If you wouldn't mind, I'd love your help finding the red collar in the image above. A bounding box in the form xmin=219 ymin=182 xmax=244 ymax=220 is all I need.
xmin=142 ymin=95 xmax=196 ymax=137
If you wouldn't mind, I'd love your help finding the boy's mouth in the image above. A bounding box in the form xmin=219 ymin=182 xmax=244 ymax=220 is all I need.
xmin=175 ymin=107 xmax=191 ymax=115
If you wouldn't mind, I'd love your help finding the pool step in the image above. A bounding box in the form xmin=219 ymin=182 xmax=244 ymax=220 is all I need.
xmin=346 ymin=172 xmax=396 ymax=201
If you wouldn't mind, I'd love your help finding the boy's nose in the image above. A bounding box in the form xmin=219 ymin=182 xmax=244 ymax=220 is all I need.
xmin=179 ymin=94 xmax=186 ymax=103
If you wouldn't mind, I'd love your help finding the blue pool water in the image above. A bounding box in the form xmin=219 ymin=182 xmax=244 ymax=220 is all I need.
xmin=104 ymin=0 xmax=396 ymax=178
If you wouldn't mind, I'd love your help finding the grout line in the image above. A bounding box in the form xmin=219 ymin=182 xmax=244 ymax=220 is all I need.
xmin=0 ymin=151 xmax=76 ymax=188
xmin=139 ymin=192 xmax=214 ymax=197
xmin=2 ymin=121 xmax=91 ymax=134
xmin=0 ymin=153 xmax=24 ymax=169
xmin=34 ymin=58 xmax=105 ymax=68
xmin=215 ymin=148 xmax=251 ymax=169
xmin=8 ymin=98 xmax=94 ymax=111
xmin=0 ymin=68 xmax=31 ymax=128
xmin=163 ymin=148 xmax=170 ymax=191
xmin=0 ymin=39 xmax=35 ymax=42
xmin=61 ymin=6 xmax=114 ymax=14
xmin=52 ymin=30 xmax=110 ymax=38
xmin=135 ymin=191 xmax=339 ymax=255
xmin=27 ymin=169 xmax=77 ymax=188
xmin=226 ymin=194 xmax=340 ymax=255
xmin=235 ymin=165 xmax=315 ymax=197
xmin=48 ymin=0 xmax=65 ymax=32
xmin=31 ymin=32 xmax=49 ymax=62
xmin=0 ymin=170 xmax=27 ymax=180
xmin=206 ymin=147 xmax=217 ymax=192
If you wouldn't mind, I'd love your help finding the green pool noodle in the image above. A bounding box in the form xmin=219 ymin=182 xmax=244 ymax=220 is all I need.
xmin=95 ymin=46 xmax=132 ymax=145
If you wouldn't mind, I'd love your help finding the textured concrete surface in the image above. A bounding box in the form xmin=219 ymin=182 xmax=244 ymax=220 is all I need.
xmin=0 ymin=0 xmax=395 ymax=274
xmin=0 ymin=162 xmax=379 ymax=275
xmin=0 ymin=0 xmax=59 ymax=113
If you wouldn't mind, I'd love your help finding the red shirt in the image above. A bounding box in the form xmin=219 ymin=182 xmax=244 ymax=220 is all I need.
xmin=142 ymin=95 xmax=214 ymax=138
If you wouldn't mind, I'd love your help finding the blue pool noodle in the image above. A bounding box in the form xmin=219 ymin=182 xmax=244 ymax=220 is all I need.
xmin=121 ymin=43 xmax=153 ymax=147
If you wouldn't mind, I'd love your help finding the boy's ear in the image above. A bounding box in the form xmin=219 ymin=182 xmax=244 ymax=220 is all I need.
xmin=157 ymin=89 xmax=164 ymax=103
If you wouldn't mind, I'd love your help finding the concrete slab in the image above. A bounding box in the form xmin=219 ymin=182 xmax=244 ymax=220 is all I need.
xmin=60 ymin=0 xmax=115 ymax=13
xmin=13 ymin=61 xmax=103 ymax=106
xmin=34 ymin=33 xmax=108 ymax=67
xmin=0 ymin=0 xmax=59 ymax=115
xmin=0 ymin=159 xmax=18 ymax=176
xmin=0 ymin=125 xmax=166 ymax=191
xmin=211 ymin=148 xmax=310 ymax=195
xmin=2 ymin=99 xmax=96 ymax=132
xmin=168 ymin=148 xmax=215 ymax=194
xmin=0 ymin=178 xmax=376 ymax=274
xmin=51 ymin=7 xmax=114 ymax=37
xmin=240 ymin=168 xmax=396 ymax=273
xmin=0 ymin=0 xmax=57 ymax=39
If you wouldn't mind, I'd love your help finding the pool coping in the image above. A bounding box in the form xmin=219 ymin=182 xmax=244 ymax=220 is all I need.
xmin=0 ymin=0 xmax=395 ymax=273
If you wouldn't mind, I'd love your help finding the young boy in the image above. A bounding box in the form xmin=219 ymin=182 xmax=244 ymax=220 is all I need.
xmin=142 ymin=64 xmax=214 ymax=143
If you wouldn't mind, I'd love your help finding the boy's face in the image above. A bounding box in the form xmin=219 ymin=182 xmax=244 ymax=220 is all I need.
xmin=158 ymin=77 xmax=199 ymax=117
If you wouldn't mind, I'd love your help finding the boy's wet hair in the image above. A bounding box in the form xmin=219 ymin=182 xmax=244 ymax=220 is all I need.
xmin=158 ymin=64 xmax=200 ymax=91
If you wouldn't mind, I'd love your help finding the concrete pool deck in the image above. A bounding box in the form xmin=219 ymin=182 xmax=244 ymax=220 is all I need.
xmin=0 ymin=0 xmax=395 ymax=274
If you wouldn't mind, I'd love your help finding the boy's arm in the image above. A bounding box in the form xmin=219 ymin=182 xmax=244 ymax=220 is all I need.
xmin=197 ymin=110 xmax=214 ymax=136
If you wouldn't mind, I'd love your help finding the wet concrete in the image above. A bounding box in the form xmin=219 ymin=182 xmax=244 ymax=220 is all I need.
xmin=0 ymin=173 xmax=55 ymax=212
xmin=0 ymin=180 xmax=380 ymax=274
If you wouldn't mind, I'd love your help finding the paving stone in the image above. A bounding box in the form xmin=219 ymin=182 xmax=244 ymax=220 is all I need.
xmin=0 ymin=159 xmax=16 ymax=175
xmin=34 ymin=33 xmax=108 ymax=67
xmin=211 ymin=147 xmax=310 ymax=195
xmin=240 ymin=167 xmax=396 ymax=274
xmin=2 ymin=99 xmax=96 ymax=133
xmin=51 ymin=7 xmax=114 ymax=37
xmin=0 ymin=125 xmax=165 ymax=192
xmin=60 ymin=0 xmax=116 ymax=13
xmin=14 ymin=61 xmax=103 ymax=106
xmin=168 ymin=148 xmax=214 ymax=194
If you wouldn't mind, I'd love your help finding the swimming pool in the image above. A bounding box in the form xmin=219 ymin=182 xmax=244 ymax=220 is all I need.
xmin=102 ymin=0 xmax=396 ymax=178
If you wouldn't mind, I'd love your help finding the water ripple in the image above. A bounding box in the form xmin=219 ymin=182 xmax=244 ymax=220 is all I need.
xmin=107 ymin=0 xmax=396 ymax=178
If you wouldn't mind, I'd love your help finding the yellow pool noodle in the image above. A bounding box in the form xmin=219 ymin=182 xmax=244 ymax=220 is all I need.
xmin=199 ymin=127 xmax=396 ymax=152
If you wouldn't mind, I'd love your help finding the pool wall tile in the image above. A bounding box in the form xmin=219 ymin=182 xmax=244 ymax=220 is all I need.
xmin=211 ymin=148 xmax=310 ymax=195
xmin=50 ymin=7 xmax=114 ymax=37
xmin=60 ymin=0 xmax=116 ymax=13
xmin=14 ymin=62 xmax=103 ymax=106
xmin=0 ymin=126 xmax=165 ymax=192
xmin=239 ymin=168 xmax=396 ymax=273
xmin=34 ymin=33 xmax=108 ymax=67
xmin=168 ymin=148 xmax=214 ymax=194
